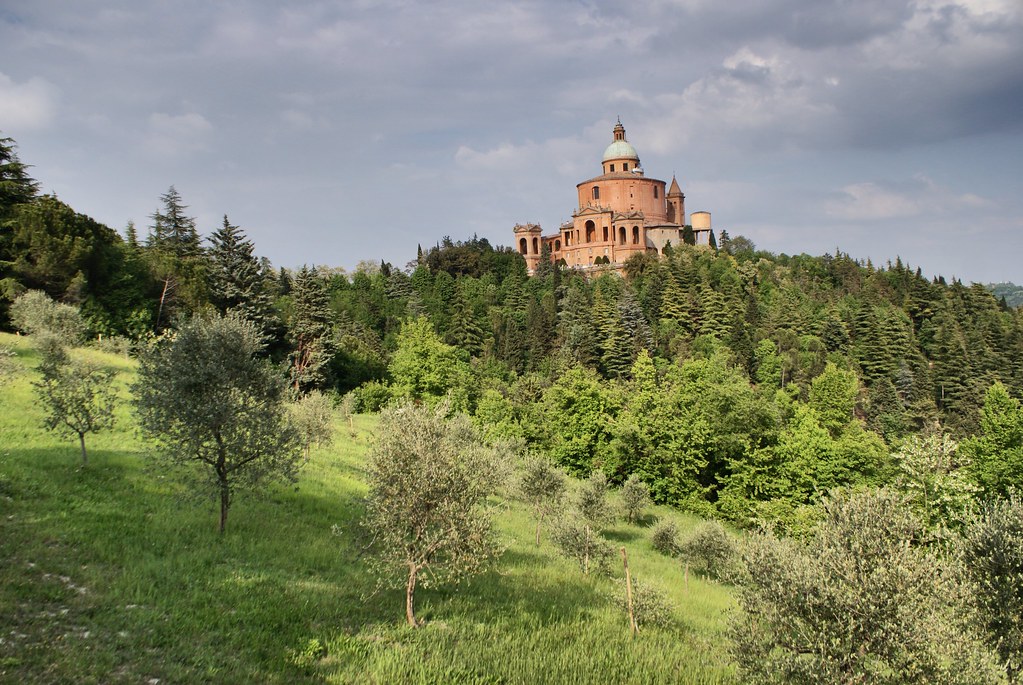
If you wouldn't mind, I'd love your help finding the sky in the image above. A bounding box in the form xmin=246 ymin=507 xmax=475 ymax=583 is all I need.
xmin=1 ymin=0 xmax=1021 ymax=284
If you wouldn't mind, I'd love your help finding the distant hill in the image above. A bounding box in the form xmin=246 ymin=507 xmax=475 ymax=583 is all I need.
xmin=987 ymin=282 xmax=1023 ymax=309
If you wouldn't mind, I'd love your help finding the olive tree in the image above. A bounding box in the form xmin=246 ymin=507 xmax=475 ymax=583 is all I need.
xmin=679 ymin=520 xmax=736 ymax=580
xmin=133 ymin=313 xmax=302 ymax=534
xmin=619 ymin=473 xmax=651 ymax=524
xmin=288 ymin=390 xmax=334 ymax=460
xmin=961 ymin=494 xmax=1023 ymax=679
xmin=519 ymin=453 xmax=567 ymax=545
xmin=9 ymin=290 xmax=85 ymax=344
xmin=729 ymin=488 xmax=1005 ymax=684
xmin=551 ymin=516 xmax=616 ymax=576
xmin=34 ymin=344 xmax=116 ymax=465
xmin=578 ymin=469 xmax=615 ymax=529
xmin=364 ymin=402 xmax=500 ymax=627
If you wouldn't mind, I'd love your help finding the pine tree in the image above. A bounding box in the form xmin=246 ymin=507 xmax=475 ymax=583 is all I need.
xmin=207 ymin=215 xmax=277 ymax=340
xmin=148 ymin=186 xmax=201 ymax=258
xmin=287 ymin=266 xmax=333 ymax=392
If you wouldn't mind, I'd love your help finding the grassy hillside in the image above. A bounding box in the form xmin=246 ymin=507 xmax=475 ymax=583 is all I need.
xmin=0 ymin=332 xmax=736 ymax=684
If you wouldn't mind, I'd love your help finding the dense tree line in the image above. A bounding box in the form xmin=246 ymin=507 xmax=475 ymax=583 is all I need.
xmin=4 ymin=132 xmax=1023 ymax=529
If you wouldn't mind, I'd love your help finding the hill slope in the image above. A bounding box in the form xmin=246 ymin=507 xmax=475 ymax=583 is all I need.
xmin=0 ymin=333 xmax=736 ymax=684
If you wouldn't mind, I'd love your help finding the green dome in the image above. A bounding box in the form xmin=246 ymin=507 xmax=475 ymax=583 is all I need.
xmin=602 ymin=139 xmax=639 ymax=162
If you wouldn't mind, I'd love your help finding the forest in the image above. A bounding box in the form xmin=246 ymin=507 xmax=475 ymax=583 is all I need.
xmin=4 ymin=132 xmax=1023 ymax=682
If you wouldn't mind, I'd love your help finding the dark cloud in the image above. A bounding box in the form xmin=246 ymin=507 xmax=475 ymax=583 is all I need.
xmin=0 ymin=0 xmax=1020 ymax=282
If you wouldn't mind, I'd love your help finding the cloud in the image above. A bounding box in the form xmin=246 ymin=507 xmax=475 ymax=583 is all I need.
xmin=825 ymin=176 xmax=993 ymax=221
xmin=0 ymin=71 xmax=57 ymax=130
xmin=144 ymin=112 xmax=213 ymax=158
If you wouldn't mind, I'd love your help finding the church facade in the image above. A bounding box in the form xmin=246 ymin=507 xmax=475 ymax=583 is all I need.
xmin=514 ymin=120 xmax=713 ymax=273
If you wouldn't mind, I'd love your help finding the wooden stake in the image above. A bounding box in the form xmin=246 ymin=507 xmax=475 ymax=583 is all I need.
xmin=621 ymin=546 xmax=638 ymax=635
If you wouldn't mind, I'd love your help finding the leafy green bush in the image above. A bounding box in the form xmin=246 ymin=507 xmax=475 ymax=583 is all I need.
xmin=679 ymin=520 xmax=736 ymax=579
xmin=551 ymin=517 xmax=616 ymax=576
xmin=9 ymin=290 xmax=86 ymax=344
xmin=620 ymin=474 xmax=651 ymax=524
xmin=961 ymin=494 xmax=1023 ymax=679
xmin=356 ymin=380 xmax=391 ymax=412
xmin=612 ymin=577 xmax=676 ymax=629
xmin=729 ymin=489 xmax=1005 ymax=684
xmin=650 ymin=520 xmax=680 ymax=557
xmin=578 ymin=469 xmax=615 ymax=529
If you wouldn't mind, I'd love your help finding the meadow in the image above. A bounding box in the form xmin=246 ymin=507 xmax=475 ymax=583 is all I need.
xmin=0 ymin=332 xmax=736 ymax=684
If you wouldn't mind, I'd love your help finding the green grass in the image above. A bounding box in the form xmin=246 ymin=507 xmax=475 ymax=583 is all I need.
xmin=0 ymin=332 xmax=736 ymax=683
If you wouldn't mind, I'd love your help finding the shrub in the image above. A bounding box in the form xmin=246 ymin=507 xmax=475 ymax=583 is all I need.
xmin=93 ymin=334 xmax=133 ymax=357
xmin=518 ymin=453 xmax=567 ymax=545
xmin=961 ymin=494 xmax=1023 ymax=679
xmin=679 ymin=520 xmax=736 ymax=579
xmin=612 ymin=577 xmax=676 ymax=629
xmin=551 ymin=517 xmax=616 ymax=576
xmin=729 ymin=489 xmax=1005 ymax=684
xmin=650 ymin=520 xmax=680 ymax=557
xmin=620 ymin=474 xmax=651 ymax=524
xmin=9 ymin=290 xmax=86 ymax=344
xmin=0 ymin=345 xmax=16 ymax=384
xmin=356 ymin=380 xmax=391 ymax=412
xmin=578 ymin=469 xmax=615 ymax=529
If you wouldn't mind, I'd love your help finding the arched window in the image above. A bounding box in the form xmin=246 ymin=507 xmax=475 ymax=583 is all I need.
xmin=632 ymin=226 xmax=640 ymax=244
xmin=618 ymin=226 xmax=626 ymax=244
xmin=592 ymin=186 xmax=600 ymax=200
xmin=519 ymin=237 xmax=527 ymax=254
xmin=554 ymin=239 xmax=561 ymax=251
xmin=585 ymin=220 xmax=596 ymax=243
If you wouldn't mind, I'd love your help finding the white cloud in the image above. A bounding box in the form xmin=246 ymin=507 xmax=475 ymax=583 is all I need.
xmin=0 ymin=71 xmax=58 ymax=130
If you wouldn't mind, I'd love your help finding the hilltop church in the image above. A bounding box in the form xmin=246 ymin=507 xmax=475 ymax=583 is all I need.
xmin=514 ymin=120 xmax=714 ymax=273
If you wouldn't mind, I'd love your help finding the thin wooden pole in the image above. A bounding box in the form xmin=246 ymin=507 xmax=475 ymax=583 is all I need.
xmin=621 ymin=546 xmax=638 ymax=635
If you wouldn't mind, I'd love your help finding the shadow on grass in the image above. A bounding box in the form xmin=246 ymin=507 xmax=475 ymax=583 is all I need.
xmin=417 ymin=546 xmax=613 ymax=628
xmin=604 ymin=528 xmax=641 ymax=543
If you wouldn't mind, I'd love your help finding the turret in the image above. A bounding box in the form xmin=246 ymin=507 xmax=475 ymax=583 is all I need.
xmin=666 ymin=175 xmax=685 ymax=225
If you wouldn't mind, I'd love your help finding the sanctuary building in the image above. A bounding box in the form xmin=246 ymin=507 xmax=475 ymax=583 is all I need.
xmin=514 ymin=120 xmax=714 ymax=273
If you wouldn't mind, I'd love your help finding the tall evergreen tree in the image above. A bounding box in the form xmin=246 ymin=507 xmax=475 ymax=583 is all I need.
xmin=207 ymin=215 xmax=277 ymax=340
xmin=287 ymin=266 xmax=333 ymax=392
xmin=148 ymin=186 xmax=201 ymax=259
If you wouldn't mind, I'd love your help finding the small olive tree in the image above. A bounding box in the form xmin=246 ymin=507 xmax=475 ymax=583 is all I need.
xmin=611 ymin=577 xmax=675 ymax=629
xmin=620 ymin=473 xmax=651 ymax=524
xmin=133 ymin=313 xmax=302 ymax=534
xmin=551 ymin=516 xmax=616 ymax=576
xmin=34 ymin=344 xmax=116 ymax=465
xmin=288 ymin=390 xmax=335 ymax=460
xmin=364 ymin=402 xmax=501 ymax=627
xmin=679 ymin=520 xmax=736 ymax=580
xmin=578 ymin=469 xmax=615 ymax=529
xmin=519 ymin=453 xmax=568 ymax=545
xmin=651 ymin=519 xmax=681 ymax=556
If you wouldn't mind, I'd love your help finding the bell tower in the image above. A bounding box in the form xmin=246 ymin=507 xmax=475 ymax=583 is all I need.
xmin=666 ymin=175 xmax=685 ymax=225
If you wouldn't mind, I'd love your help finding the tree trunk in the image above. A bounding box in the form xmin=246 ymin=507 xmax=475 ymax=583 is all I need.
xmin=406 ymin=563 xmax=419 ymax=627
xmin=78 ymin=432 xmax=88 ymax=465
xmin=219 ymin=480 xmax=229 ymax=535
xmin=535 ymin=515 xmax=543 ymax=546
